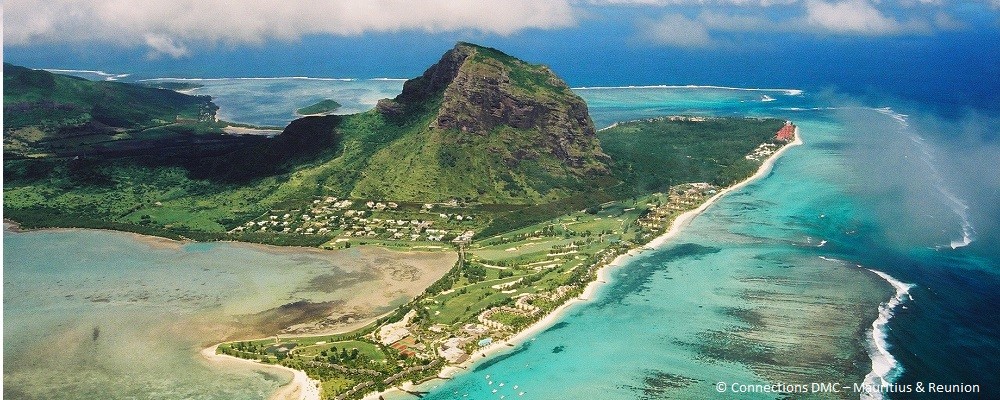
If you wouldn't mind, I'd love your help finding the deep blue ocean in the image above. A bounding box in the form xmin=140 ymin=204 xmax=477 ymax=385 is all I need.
xmin=8 ymin=30 xmax=1000 ymax=117
xmin=5 ymin=36 xmax=1000 ymax=398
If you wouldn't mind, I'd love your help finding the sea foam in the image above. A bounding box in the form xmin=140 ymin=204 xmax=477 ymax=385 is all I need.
xmin=138 ymin=76 xmax=356 ymax=82
xmin=44 ymin=68 xmax=130 ymax=81
xmin=861 ymin=269 xmax=914 ymax=400
xmin=871 ymin=107 xmax=977 ymax=249
xmin=571 ymin=84 xmax=803 ymax=96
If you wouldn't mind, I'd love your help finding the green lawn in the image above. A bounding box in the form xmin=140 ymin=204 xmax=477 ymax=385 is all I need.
xmin=296 ymin=340 xmax=386 ymax=362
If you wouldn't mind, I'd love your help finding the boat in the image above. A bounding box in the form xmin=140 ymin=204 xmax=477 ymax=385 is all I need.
xmin=761 ymin=95 xmax=776 ymax=102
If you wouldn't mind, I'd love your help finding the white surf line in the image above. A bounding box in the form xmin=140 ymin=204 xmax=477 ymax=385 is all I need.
xmin=871 ymin=107 xmax=977 ymax=249
xmin=43 ymin=68 xmax=130 ymax=80
xmin=137 ymin=76 xmax=356 ymax=82
xmin=788 ymin=105 xmax=977 ymax=249
xmin=572 ymin=84 xmax=803 ymax=96
xmin=861 ymin=269 xmax=914 ymax=400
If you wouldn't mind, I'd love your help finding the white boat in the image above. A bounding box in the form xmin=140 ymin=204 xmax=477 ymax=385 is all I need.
xmin=761 ymin=95 xmax=776 ymax=102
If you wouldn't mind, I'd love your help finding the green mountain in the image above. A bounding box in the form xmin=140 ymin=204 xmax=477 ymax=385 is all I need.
xmin=352 ymin=42 xmax=613 ymax=204
xmin=3 ymin=45 xmax=790 ymax=243
xmin=3 ymin=63 xmax=222 ymax=157
xmin=3 ymin=43 xmax=619 ymax=238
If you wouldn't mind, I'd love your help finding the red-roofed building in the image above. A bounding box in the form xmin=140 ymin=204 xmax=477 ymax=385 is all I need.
xmin=776 ymin=121 xmax=796 ymax=142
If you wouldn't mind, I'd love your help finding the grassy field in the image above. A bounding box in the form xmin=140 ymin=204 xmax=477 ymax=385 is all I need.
xmin=208 ymin=115 xmax=788 ymax=398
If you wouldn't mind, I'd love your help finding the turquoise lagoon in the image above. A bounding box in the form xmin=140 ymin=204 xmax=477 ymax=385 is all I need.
xmin=411 ymin=88 xmax=998 ymax=399
xmin=5 ymin=79 xmax=997 ymax=399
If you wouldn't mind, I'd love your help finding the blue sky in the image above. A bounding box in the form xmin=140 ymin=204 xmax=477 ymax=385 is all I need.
xmin=4 ymin=0 xmax=1000 ymax=112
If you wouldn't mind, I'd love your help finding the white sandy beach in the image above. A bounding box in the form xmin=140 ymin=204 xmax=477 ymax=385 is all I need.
xmin=201 ymin=344 xmax=321 ymax=400
xmin=364 ymin=127 xmax=804 ymax=399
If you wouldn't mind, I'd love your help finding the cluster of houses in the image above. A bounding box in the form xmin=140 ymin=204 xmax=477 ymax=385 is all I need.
xmin=745 ymin=142 xmax=781 ymax=162
xmin=636 ymin=183 xmax=718 ymax=232
xmin=747 ymin=121 xmax=796 ymax=161
xmin=230 ymin=196 xmax=477 ymax=243
xmin=477 ymin=285 xmax=574 ymax=332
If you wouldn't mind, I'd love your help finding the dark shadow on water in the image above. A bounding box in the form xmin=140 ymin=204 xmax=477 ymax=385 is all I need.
xmin=301 ymin=269 xmax=377 ymax=293
xmin=619 ymin=370 xmax=701 ymax=399
xmin=473 ymin=342 xmax=532 ymax=373
xmin=594 ymin=243 xmax=721 ymax=308
xmin=542 ymin=321 xmax=569 ymax=333
xmin=234 ymin=299 xmax=346 ymax=338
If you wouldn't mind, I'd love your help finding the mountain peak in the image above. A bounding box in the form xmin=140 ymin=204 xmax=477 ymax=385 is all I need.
xmin=378 ymin=41 xmax=606 ymax=160
xmin=358 ymin=43 xmax=612 ymax=204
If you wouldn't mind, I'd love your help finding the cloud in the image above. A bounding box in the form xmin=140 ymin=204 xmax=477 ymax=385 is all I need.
xmin=697 ymin=11 xmax=774 ymax=32
xmin=640 ymin=0 xmax=945 ymax=46
xmin=144 ymin=34 xmax=190 ymax=59
xmin=586 ymin=0 xmax=797 ymax=5
xmin=641 ymin=14 xmax=713 ymax=47
xmin=933 ymin=12 xmax=967 ymax=30
xmin=4 ymin=0 xmax=578 ymax=55
xmin=803 ymin=0 xmax=918 ymax=34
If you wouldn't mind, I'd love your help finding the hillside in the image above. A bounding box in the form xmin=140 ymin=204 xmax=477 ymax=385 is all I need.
xmin=354 ymin=42 xmax=613 ymax=203
xmin=3 ymin=63 xmax=222 ymax=157
xmin=3 ymin=45 xmax=617 ymax=239
xmin=3 ymin=44 xmax=788 ymax=244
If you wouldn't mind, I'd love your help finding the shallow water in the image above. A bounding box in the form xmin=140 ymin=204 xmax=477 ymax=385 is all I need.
xmin=142 ymin=77 xmax=405 ymax=127
xmin=400 ymin=87 xmax=999 ymax=399
xmin=3 ymin=228 xmax=454 ymax=399
xmin=5 ymin=79 xmax=997 ymax=399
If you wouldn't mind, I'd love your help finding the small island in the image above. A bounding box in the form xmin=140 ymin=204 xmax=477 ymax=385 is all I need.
xmin=297 ymin=99 xmax=342 ymax=116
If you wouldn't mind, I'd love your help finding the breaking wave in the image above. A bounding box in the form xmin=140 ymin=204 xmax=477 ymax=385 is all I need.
xmin=862 ymin=269 xmax=914 ymax=400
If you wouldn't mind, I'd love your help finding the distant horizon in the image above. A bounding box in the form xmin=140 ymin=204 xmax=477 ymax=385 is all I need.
xmin=9 ymin=31 xmax=1000 ymax=119
xmin=6 ymin=0 xmax=1000 ymax=117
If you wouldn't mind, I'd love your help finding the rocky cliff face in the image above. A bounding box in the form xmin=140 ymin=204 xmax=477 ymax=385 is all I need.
xmin=348 ymin=43 xmax=615 ymax=204
xmin=377 ymin=42 xmax=609 ymax=175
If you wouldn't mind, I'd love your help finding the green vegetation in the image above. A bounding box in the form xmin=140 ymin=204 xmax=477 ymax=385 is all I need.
xmin=3 ymin=43 xmax=618 ymax=242
xmin=297 ymin=99 xmax=342 ymax=115
xmin=4 ymin=46 xmax=794 ymax=400
xmin=3 ymin=63 xmax=223 ymax=158
xmin=599 ymin=116 xmax=786 ymax=193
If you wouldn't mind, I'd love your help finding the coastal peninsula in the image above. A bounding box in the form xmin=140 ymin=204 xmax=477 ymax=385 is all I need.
xmin=5 ymin=43 xmax=806 ymax=400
